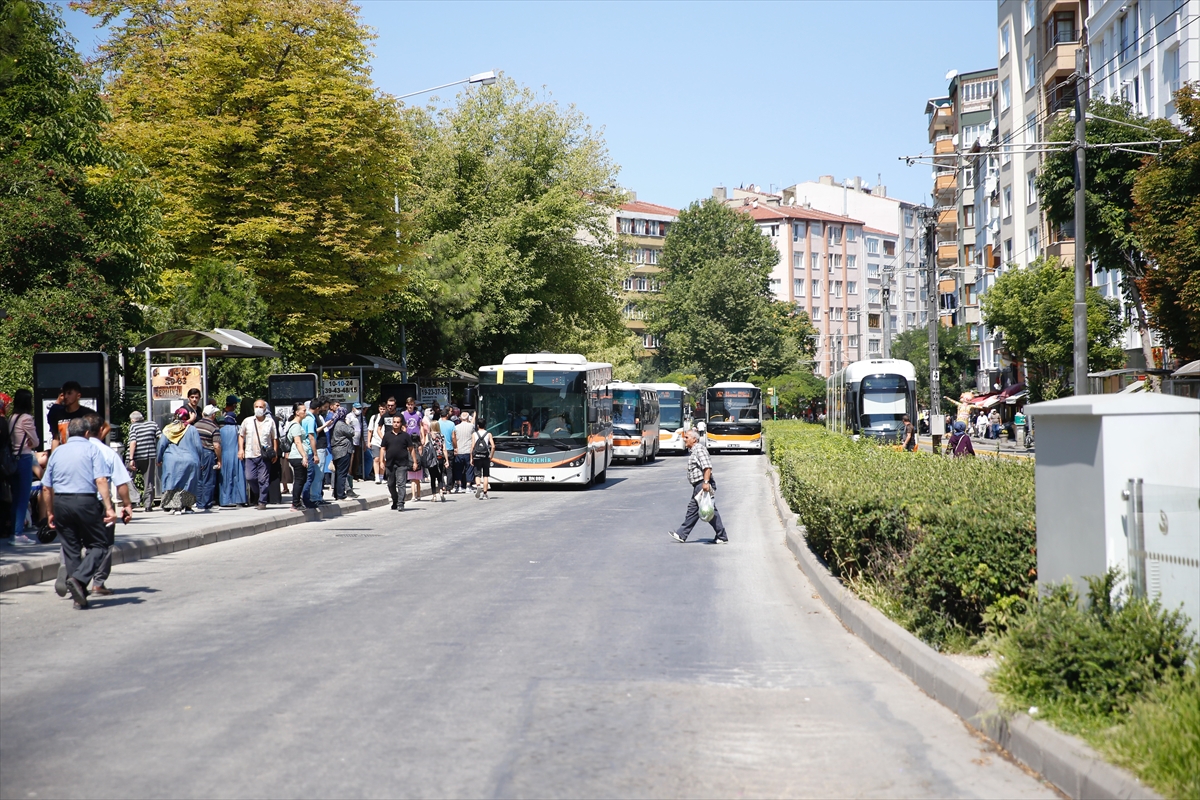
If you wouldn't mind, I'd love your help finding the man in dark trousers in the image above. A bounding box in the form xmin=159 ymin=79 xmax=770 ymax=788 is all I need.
xmin=381 ymin=416 xmax=416 ymax=512
xmin=668 ymin=429 xmax=728 ymax=544
xmin=42 ymin=417 xmax=117 ymax=609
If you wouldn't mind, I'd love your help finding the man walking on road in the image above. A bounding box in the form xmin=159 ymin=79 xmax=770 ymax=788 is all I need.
xmin=669 ymin=429 xmax=728 ymax=544
xmin=452 ymin=411 xmax=474 ymax=493
xmin=82 ymin=413 xmax=134 ymax=597
xmin=381 ymin=416 xmax=416 ymax=512
xmin=42 ymin=418 xmax=117 ymax=609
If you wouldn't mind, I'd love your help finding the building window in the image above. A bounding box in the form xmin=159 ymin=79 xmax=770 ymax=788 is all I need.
xmin=848 ymin=309 xmax=859 ymax=322
xmin=964 ymin=169 xmax=974 ymax=189
xmin=834 ymin=280 xmax=843 ymax=297
xmin=811 ymin=279 xmax=821 ymax=298
xmin=793 ymin=251 xmax=803 ymax=268
xmin=1001 ymin=21 xmax=1011 ymax=57
xmin=829 ymin=225 xmax=842 ymax=245
xmin=905 ymin=289 xmax=916 ymax=303
xmin=622 ymin=302 xmax=642 ymax=320
xmin=792 ymin=221 xmax=806 ymax=241
xmin=846 ymin=226 xmax=857 ymax=242
xmin=904 ymin=210 xmax=914 ymax=228
xmin=1027 ymin=170 xmax=1037 ymax=205
xmin=847 ymin=254 xmax=857 ymax=269
xmin=642 ymin=334 xmax=659 ymax=349
xmin=1024 ymin=54 xmax=1036 ymax=93
xmin=636 ymin=277 xmax=648 ymax=291
xmin=867 ymin=263 xmax=881 ymax=278
xmin=762 ymin=224 xmax=779 ymax=237
xmin=810 ymin=221 xmax=822 ymax=237
xmin=794 ymin=278 xmax=805 ymax=297
xmin=811 ymin=307 xmax=821 ymax=321
xmin=867 ymin=288 xmax=881 ymax=304
xmin=1004 ymin=238 xmax=1013 ymax=263
xmin=811 ymin=253 xmax=820 ymax=270
xmin=622 ymin=277 xmax=634 ymax=291
xmin=1028 ymin=227 xmax=1039 ymax=256
xmin=847 ymin=281 xmax=858 ymax=295
xmin=883 ymin=240 xmax=896 ymax=257
xmin=832 ymin=307 xmax=843 ymax=321
xmin=1048 ymin=10 xmax=1076 ymax=46
xmin=907 ymin=312 xmax=916 ymax=326
xmin=1024 ymin=0 xmax=1035 ymax=31
xmin=1003 ymin=187 xmax=1012 ymax=219
xmin=618 ymin=218 xmax=632 ymax=234
xmin=905 ymin=237 xmax=914 ymax=253
xmin=964 ymin=205 xmax=975 ymax=227
xmin=964 ymin=244 xmax=974 ymax=264
xmin=866 ymin=237 xmax=880 ymax=255
xmin=830 ymin=254 xmax=842 ymax=270
xmin=848 ymin=335 xmax=859 ymax=348
xmin=1000 ymin=78 xmax=1011 ymax=111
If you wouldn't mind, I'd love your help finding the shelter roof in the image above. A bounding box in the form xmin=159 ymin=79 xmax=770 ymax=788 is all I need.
xmin=307 ymin=353 xmax=405 ymax=372
xmin=133 ymin=328 xmax=281 ymax=359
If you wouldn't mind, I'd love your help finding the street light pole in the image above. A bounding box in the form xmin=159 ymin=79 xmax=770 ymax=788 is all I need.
xmin=924 ymin=209 xmax=943 ymax=454
xmin=396 ymin=71 xmax=498 ymax=100
xmin=1072 ymin=47 xmax=1089 ymax=395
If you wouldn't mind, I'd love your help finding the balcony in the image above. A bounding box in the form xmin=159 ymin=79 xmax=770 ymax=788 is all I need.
xmin=933 ymin=173 xmax=956 ymax=200
xmin=938 ymin=277 xmax=958 ymax=294
xmin=934 ymin=137 xmax=955 ymax=156
xmin=937 ymin=242 xmax=958 ymax=265
xmin=937 ymin=208 xmax=957 ymax=228
xmin=1045 ymin=238 xmax=1075 ymax=264
xmin=1042 ymin=40 xmax=1079 ymax=88
xmin=963 ymin=306 xmax=981 ymax=325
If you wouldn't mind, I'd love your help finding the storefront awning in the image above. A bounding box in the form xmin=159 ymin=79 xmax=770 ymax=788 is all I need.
xmin=1004 ymin=390 xmax=1028 ymax=404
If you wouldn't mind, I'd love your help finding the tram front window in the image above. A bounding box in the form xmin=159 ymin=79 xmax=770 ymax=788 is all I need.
xmin=859 ymin=375 xmax=907 ymax=430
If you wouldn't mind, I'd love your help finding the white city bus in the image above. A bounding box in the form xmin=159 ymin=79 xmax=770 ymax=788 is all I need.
xmin=704 ymin=382 xmax=764 ymax=453
xmin=609 ymin=381 xmax=660 ymax=463
xmin=641 ymin=382 xmax=690 ymax=454
xmin=476 ymin=353 xmax=613 ymax=486
xmin=826 ymin=358 xmax=917 ymax=442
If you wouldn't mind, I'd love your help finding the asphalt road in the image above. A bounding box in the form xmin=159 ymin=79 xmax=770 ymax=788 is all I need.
xmin=0 ymin=454 xmax=1055 ymax=799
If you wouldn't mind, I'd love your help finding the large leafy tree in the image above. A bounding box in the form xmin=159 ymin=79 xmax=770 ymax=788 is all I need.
xmin=1037 ymin=98 xmax=1179 ymax=382
xmin=1133 ymin=84 xmax=1200 ymax=362
xmin=891 ymin=326 xmax=976 ymax=410
xmin=647 ymin=198 xmax=813 ymax=383
xmin=80 ymin=0 xmax=412 ymax=358
xmin=0 ymin=0 xmax=165 ymax=390
xmin=400 ymin=77 xmax=625 ymax=372
xmin=981 ymin=257 xmax=1124 ymax=400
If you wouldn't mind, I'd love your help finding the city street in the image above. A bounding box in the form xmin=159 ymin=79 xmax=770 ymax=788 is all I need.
xmin=0 ymin=455 xmax=1054 ymax=799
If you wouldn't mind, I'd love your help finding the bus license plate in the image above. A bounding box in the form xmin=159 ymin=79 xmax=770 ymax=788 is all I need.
xmin=519 ymin=475 xmax=545 ymax=482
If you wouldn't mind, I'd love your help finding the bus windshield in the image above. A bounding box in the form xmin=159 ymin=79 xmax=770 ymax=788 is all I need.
xmin=658 ymin=390 xmax=683 ymax=429
xmin=860 ymin=375 xmax=907 ymax=430
xmin=612 ymin=389 xmax=640 ymax=431
xmin=707 ymin=388 xmax=761 ymax=423
xmin=479 ymin=371 xmax=586 ymax=440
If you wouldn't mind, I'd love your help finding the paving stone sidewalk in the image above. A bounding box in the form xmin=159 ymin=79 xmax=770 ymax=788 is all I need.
xmin=0 ymin=479 xmax=398 ymax=592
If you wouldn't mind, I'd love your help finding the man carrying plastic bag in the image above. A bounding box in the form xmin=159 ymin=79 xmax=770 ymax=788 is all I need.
xmin=668 ymin=429 xmax=729 ymax=545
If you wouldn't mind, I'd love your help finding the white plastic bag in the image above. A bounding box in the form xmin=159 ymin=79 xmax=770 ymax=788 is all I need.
xmin=696 ymin=488 xmax=716 ymax=522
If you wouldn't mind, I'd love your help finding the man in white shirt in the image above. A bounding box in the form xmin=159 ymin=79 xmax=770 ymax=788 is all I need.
xmin=367 ymin=401 xmax=387 ymax=484
xmin=452 ymin=411 xmax=475 ymax=493
xmin=239 ymin=398 xmax=278 ymax=510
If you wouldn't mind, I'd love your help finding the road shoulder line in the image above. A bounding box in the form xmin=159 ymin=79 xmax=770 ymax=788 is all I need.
xmin=763 ymin=461 xmax=1159 ymax=800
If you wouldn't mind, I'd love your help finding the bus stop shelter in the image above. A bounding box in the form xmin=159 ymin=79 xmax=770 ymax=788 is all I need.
xmin=306 ymin=353 xmax=407 ymax=407
xmin=134 ymin=328 xmax=281 ymax=427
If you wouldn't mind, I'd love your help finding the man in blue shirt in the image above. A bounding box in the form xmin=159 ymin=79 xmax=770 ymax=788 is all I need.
xmin=42 ymin=417 xmax=117 ymax=609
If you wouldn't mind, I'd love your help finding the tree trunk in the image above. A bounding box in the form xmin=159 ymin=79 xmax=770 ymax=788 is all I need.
xmin=1122 ymin=259 xmax=1161 ymax=393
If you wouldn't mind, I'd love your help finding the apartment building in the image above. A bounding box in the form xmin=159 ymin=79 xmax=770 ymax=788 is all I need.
xmin=782 ymin=177 xmax=925 ymax=353
xmin=614 ymin=197 xmax=678 ymax=353
xmin=926 ymin=95 xmax=964 ymax=335
xmin=1087 ymin=0 xmax=1199 ymax=364
xmin=716 ymin=185 xmax=867 ymax=377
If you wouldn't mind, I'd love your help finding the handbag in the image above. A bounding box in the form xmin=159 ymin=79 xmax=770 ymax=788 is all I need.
xmin=1 ymin=416 xmax=26 ymax=478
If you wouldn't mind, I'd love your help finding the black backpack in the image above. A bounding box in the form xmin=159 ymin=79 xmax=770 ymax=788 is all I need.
xmin=472 ymin=430 xmax=491 ymax=460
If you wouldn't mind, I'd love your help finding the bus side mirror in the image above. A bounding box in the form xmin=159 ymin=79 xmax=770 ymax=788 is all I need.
xmin=588 ymin=407 xmax=599 ymax=424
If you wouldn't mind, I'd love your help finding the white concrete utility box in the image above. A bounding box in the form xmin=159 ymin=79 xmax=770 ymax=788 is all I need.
xmin=1028 ymin=394 xmax=1200 ymax=637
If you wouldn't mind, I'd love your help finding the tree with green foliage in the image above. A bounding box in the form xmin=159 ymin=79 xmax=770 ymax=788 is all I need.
xmin=1037 ymin=97 xmax=1179 ymax=382
xmin=891 ymin=326 xmax=976 ymax=410
xmin=647 ymin=198 xmax=814 ymax=383
xmin=80 ymin=0 xmax=411 ymax=358
xmin=759 ymin=370 xmax=826 ymax=418
xmin=0 ymin=0 xmax=165 ymax=390
xmin=981 ymin=257 xmax=1124 ymax=400
xmin=399 ymin=77 xmax=624 ymax=373
xmin=1133 ymin=84 xmax=1200 ymax=363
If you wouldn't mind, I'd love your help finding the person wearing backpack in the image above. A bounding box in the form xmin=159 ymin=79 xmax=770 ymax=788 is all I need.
xmin=5 ymin=390 xmax=40 ymax=543
xmin=424 ymin=420 xmax=450 ymax=502
xmin=471 ymin=417 xmax=494 ymax=499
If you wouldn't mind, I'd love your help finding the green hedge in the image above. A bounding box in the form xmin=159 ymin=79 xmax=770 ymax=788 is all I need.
xmin=767 ymin=421 xmax=1036 ymax=644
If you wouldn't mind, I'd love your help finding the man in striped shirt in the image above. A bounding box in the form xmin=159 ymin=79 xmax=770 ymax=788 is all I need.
xmin=669 ymin=429 xmax=728 ymax=544
xmin=126 ymin=411 xmax=159 ymax=509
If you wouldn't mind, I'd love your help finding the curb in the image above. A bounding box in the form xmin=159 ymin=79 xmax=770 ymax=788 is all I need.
xmin=0 ymin=492 xmax=394 ymax=594
xmin=764 ymin=461 xmax=1160 ymax=800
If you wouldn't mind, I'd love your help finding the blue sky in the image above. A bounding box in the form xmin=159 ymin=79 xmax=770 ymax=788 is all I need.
xmin=58 ymin=0 xmax=998 ymax=211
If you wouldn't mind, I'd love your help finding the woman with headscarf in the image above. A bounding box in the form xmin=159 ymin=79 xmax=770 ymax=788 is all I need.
xmin=218 ymin=411 xmax=247 ymax=507
xmin=157 ymin=407 xmax=202 ymax=514
xmin=948 ymin=420 xmax=976 ymax=458
xmin=329 ymin=406 xmax=355 ymax=501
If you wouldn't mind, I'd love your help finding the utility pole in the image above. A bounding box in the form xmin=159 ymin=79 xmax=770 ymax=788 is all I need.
xmin=1072 ymin=46 xmax=1089 ymax=395
xmin=924 ymin=211 xmax=943 ymax=453
xmin=882 ymin=265 xmax=892 ymax=358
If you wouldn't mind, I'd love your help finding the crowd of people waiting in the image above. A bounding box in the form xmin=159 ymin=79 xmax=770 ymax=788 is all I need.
xmin=1 ymin=381 xmax=498 ymax=545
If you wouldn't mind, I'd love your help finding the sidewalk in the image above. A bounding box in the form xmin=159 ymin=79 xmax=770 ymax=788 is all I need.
xmin=917 ymin=434 xmax=1035 ymax=460
xmin=0 ymin=480 xmax=397 ymax=593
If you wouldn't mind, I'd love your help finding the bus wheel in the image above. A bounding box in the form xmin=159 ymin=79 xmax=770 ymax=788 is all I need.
xmin=593 ymin=460 xmax=607 ymax=485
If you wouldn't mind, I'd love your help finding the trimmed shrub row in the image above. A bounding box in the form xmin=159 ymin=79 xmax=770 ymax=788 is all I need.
xmin=766 ymin=421 xmax=1037 ymax=644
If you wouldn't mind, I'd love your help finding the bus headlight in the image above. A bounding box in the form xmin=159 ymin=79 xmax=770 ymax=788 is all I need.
xmin=566 ymin=454 xmax=587 ymax=468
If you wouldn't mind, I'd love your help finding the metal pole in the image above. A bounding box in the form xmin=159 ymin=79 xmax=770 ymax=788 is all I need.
xmin=926 ymin=214 xmax=943 ymax=454
xmin=882 ymin=265 xmax=892 ymax=358
xmin=1073 ymin=46 xmax=1089 ymax=395
xmin=401 ymin=324 xmax=408 ymax=383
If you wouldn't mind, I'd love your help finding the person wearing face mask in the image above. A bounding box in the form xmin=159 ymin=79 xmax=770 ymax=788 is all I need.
xmin=238 ymin=398 xmax=278 ymax=510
